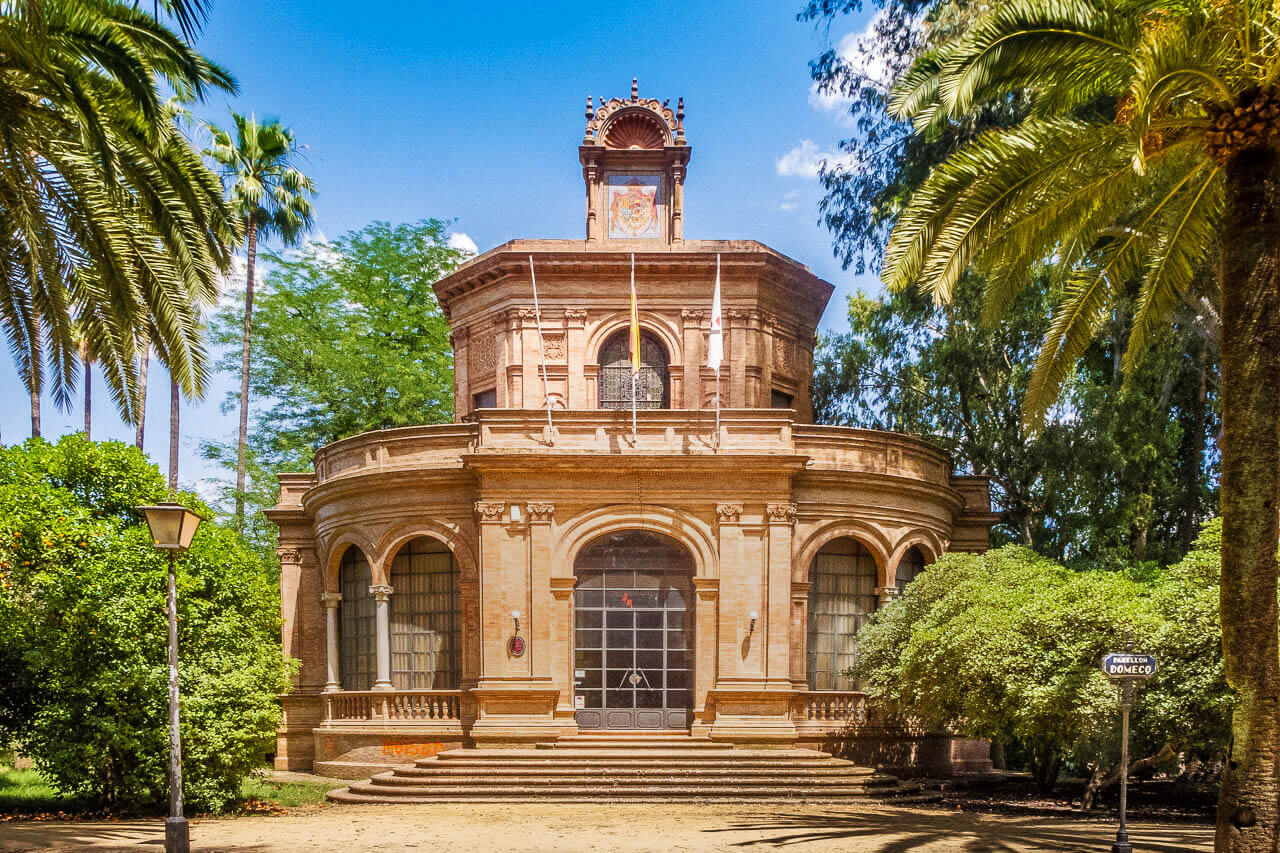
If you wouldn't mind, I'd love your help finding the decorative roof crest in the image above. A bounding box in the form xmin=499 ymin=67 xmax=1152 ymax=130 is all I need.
xmin=583 ymin=78 xmax=686 ymax=148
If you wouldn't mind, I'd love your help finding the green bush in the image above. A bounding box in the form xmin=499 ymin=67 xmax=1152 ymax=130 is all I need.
xmin=850 ymin=536 xmax=1231 ymax=788
xmin=0 ymin=436 xmax=294 ymax=813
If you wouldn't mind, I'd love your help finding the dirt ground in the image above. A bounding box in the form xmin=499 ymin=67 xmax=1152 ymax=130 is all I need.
xmin=0 ymin=802 xmax=1214 ymax=852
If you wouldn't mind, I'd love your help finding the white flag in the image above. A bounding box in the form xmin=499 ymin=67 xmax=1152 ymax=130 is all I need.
xmin=707 ymin=254 xmax=723 ymax=371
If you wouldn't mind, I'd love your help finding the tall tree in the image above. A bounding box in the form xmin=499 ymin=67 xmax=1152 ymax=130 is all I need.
xmin=204 ymin=220 xmax=465 ymax=551
xmin=205 ymin=113 xmax=316 ymax=531
xmin=79 ymin=337 xmax=90 ymax=439
xmin=135 ymin=335 xmax=149 ymax=450
xmin=881 ymin=0 xmax=1280 ymax=845
xmin=0 ymin=0 xmax=238 ymax=425
xmin=168 ymin=375 xmax=179 ymax=493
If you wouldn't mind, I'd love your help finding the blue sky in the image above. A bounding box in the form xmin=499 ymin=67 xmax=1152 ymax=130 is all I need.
xmin=0 ymin=0 xmax=881 ymax=495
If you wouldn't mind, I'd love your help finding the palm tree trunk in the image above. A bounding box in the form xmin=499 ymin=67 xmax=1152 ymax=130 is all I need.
xmin=235 ymin=221 xmax=257 ymax=531
xmin=29 ymin=386 xmax=40 ymax=439
xmin=81 ymin=340 xmax=91 ymax=440
xmin=1216 ymin=146 xmax=1280 ymax=852
xmin=136 ymin=339 xmax=149 ymax=450
xmin=168 ymin=375 xmax=179 ymax=494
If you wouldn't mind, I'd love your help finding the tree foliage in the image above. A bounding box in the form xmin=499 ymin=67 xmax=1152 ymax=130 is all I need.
xmin=0 ymin=0 xmax=239 ymax=419
xmin=814 ymin=273 xmax=1218 ymax=566
xmin=852 ymin=529 xmax=1231 ymax=790
xmin=0 ymin=436 xmax=292 ymax=812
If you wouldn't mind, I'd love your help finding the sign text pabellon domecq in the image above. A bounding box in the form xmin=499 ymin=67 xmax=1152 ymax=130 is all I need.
xmin=1101 ymin=653 xmax=1158 ymax=679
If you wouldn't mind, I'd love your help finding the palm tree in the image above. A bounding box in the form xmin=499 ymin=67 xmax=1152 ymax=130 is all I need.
xmin=79 ymin=335 xmax=91 ymax=439
xmin=883 ymin=0 xmax=1280 ymax=846
xmin=206 ymin=113 xmax=316 ymax=530
xmin=0 ymin=0 xmax=239 ymax=429
xmin=135 ymin=332 xmax=150 ymax=449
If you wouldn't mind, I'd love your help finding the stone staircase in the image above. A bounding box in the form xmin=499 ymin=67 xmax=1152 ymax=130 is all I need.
xmin=326 ymin=732 xmax=939 ymax=804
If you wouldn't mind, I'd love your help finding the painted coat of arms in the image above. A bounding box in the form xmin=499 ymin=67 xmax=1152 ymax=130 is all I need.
xmin=607 ymin=175 xmax=661 ymax=238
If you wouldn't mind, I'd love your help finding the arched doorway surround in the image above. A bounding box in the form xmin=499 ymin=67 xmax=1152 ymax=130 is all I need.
xmin=572 ymin=530 xmax=695 ymax=729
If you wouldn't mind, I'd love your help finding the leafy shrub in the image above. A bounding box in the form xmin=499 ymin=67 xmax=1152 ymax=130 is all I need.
xmin=850 ymin=537 xmax=1230 ymax=788
xmin=0 ymin=436 xmax=294 ymax=812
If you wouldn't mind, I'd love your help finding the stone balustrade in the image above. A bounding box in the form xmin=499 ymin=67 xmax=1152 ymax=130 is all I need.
xmin=323 ymin=690 xmax=462 ymax=724
xmin=793 ymin=691 xmax=868 ymax=728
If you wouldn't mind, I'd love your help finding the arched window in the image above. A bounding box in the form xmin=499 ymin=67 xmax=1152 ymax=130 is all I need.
xmin=895 ymin=546 xmax=928 ymax=590
xmin=390 ymin=537 xmax=461 ymax=689
xmin=338 ymin=546 xmax=375 ymax=691
xmin=598 ymin=329 xmax=670 ymax=409
xmin=807 ymin=537 xmax=878 ymax=691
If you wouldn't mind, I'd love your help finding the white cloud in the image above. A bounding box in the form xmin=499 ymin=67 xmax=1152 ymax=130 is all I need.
xmin=779 ymin=191 xmax=801 ymax=212
xmin=776 ymin=140 xmax=826 ymax=178
xmin=777 ymin=141 xmax=858 ymax=179
xmin=447 ymin=232 xmax=478 ymax=255
xmin=808 ymin=12 xmax=909 ymax=125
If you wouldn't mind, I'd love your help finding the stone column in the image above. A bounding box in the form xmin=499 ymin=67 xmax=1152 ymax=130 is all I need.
xmin=681 ymin=309 xmax=705 ymax=409
xmin=452 ymin=327 xmax=470 ymax=418
xmin=875 ymin=586 xmax=900 ymax=609
xmin=526 ymin=502 xmax=555 ymax=680
xmin=790 ymin=582 xmax=811 ymax=690
xmin=764 ymin=503 xmax=796 ymax=689
xmin=370 ymin=584 xmax=394 ymax=691
xmin=727 ymin=310 xmax=749 ymax=408
xmin=713 ymin=503 xmax=748 ymax=684
xmin=551 ymin=576 xmax=576 ymax=723
xmin=565 ymin=310 xmax=588 ymax=407
xmin=321 ymin=592 xmax=342 ymax=692
xmin=671 ymin=164 xmax=686 ymax=243
xmin=691 ymin=577 xmax=720 ymax=736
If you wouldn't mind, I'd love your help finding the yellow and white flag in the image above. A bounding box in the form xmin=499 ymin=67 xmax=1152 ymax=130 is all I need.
xmin=707 ymin=254 xmax=723 ymax=371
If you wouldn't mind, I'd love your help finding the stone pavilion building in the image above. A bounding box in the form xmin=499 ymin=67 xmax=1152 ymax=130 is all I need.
xmin=268 ymin=82 xmax=997 ymax=784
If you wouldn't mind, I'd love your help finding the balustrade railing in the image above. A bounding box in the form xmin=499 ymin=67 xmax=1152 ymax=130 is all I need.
xmin=324 ymin=690 xmax=462 ymax=724
xmin=796 ymin=691 xmax=868 ymax=726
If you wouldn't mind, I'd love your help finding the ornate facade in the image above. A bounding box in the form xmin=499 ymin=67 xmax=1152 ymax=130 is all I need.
xmin=268 ymin=82 xmax=997 ymax=777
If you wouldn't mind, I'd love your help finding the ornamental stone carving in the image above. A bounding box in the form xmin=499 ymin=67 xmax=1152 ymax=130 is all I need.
xmin=681 ymin=309 xmax=706 ymax=321
xmin=277 ymin=547 xmax=302 ymax=564
xmin=542 ymin=334 xmax=566 ymax=361
xmin=564 ymin=308 xmax=588 ymax=321
xmin=526 ymin=502 xmax=556 ymax=521
xmin=469 ymin=334 xmax=496 ymax=377
xmin=368 ymin=585 xmax=394 ymax=599
xmin=320 ymin=592 xmax=342 ymax=608
xmin=766 ymin=503 xmax=797 ymax=524
xmin=716 ymin=503 xmax=743 ymax=522
xmin=474 ymin=501 xmax=506 ymax=521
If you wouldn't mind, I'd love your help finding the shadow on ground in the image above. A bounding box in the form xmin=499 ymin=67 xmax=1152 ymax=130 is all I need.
xmin=703 ymin=808 xmax=1213 ymax=852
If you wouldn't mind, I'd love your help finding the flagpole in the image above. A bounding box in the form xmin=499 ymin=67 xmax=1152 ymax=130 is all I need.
xmin=529 ymin=255 xmax=554 ymax=445
xmin=630 ymin=253 xmax=638 ymax=445
xmin=708 ymin=253 xmax=724 ymax=451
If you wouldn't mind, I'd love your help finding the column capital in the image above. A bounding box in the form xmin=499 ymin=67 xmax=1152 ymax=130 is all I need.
xmin=526 ymin=502 xmax=556 ymax=522
xmin=369 ymin=584 xmax=394 ymax=600
xmin=474 ymin=501 xmax=506 ymax=522
xmin=564 ymin=308 xmax=588 ymax=323
xmin=875 ymin=586 xmax=900 ymax=603
xmin=277 ymin=546 xmax=303 ymax=564
xmin=766 ymin=503 xmax=797 ymax=525
xmin=716 ymin=503 xmax=743 ymax=523
xmin=320 ymin=592 xmax=343 ymax=609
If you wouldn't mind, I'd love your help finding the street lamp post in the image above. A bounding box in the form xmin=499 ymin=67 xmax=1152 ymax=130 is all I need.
xmin=136 ymin=502 xmax=203 ymax=853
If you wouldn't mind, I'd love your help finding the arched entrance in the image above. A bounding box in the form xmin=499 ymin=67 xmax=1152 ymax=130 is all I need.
xmin=573 ymin=530 xmax=694 ymax=729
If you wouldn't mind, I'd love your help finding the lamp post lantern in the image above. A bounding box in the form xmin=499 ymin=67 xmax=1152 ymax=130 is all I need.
xmin=137 ymin=502 xmax=203 ymax=853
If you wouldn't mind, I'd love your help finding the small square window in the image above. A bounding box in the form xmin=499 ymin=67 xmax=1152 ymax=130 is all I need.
xmin=473 ymin=389 xmax=497 ymax=410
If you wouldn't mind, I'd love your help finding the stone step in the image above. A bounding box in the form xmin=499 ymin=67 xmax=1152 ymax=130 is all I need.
xmin=395 ymin=764 xmax=880 ymax=779
xmin=342 ymin=781 xmax=913 ymax=800
xmin=371 ymin=771 xmax=894 ymax=787
xmin=327 ymin=788 xmax=943 ymax=805
xmin=536 ymin=739 xmax=724 ymax=750
xmin=431 ymin=748 xmax=832 ymax=762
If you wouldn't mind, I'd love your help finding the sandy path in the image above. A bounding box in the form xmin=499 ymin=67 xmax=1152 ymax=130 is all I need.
xmin=0 ymin=803 xmax=1214 ymax=852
